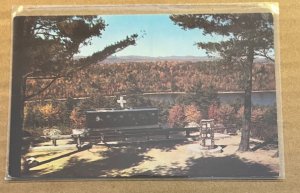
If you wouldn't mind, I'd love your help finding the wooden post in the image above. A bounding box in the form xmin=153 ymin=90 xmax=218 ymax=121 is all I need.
xmin=52 ymin=139 xmax=57 ymax=146
xmin=100 ymin=134 xmax=105 ymax=143
xmin=76 ymin=137 xmax=81 ymax=149
xmin=166 ymin=131 xmax=170 ymax=139
xmin=186 ymin=129 xmax=190 ymax=137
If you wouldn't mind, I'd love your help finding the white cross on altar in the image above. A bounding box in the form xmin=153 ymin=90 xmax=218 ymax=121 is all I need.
xmin=117 ymin=96 xmax=127 ymax=108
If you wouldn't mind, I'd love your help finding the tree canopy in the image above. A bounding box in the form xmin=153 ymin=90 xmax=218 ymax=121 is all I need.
xmin=19 ymin=16 xmax=138 ymax=100
xmin=9 ymin=15 xmax=139 ymax=177
xmin=170 ymin=13 xmax=275 ymax=151
xmin=170 ymin=14 xmax=274 ymax=63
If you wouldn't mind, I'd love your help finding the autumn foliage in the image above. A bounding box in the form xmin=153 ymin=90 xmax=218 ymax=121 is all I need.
xmin=25 ymin=61 xmax=275 ymax=100
xmin=184 ymin=104 xmax=202 ymax=123
xmin=168 ymin=104 xmax=202 ymax=128
xmin=208 ymin=104 xmax=277 ymax=140
xmin=167 ymin=105 xmax=185 ymax=128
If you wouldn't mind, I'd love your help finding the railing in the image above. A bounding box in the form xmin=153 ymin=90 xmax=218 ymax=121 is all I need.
xmin=23 ymin=127 xmax=200 ymax=149
xmin=22 ymin=124 xmax=238 ymax=149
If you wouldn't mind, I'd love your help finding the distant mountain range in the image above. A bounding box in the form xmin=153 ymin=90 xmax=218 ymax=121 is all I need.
xmin=74 ymin=55 xmax=272 ymax=63
xmin=100 ymin=55 xmax=215 ymax=63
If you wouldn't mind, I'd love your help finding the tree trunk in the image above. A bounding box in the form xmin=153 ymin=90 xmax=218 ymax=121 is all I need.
xmin=8 ymin=16 xmax=26 ymax=178
xmin=238 ymin=46 xmax=254 ymax=152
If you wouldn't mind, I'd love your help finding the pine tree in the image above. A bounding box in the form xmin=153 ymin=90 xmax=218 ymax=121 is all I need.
xmin=170 ymin=13 xmax=274 ymax=151
xmin=10 ymin=16 xmax=138 ymax=177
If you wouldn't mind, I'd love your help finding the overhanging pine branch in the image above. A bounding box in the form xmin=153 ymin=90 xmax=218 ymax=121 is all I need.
xmin=24 ymin=34 xmax=138 ymax=100
xmin=74 ymin=34 xmax=138 ymax=72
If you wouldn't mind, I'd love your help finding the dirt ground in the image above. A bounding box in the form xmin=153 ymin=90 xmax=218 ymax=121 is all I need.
xmin=23 ymin=134 xmax=280 ymax=179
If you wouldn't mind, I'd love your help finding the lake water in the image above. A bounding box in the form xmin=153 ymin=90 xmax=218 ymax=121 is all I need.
xmin=141 ymin=91 xmax=277 ymax=106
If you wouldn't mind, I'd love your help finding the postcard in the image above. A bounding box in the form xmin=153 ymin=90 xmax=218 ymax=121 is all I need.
xmin=7 ymin=4 xmax=283 ymax=180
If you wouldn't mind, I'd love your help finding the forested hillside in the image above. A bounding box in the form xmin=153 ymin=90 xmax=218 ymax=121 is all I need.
xmin=25 ymin=60 xmax=275 ymax=100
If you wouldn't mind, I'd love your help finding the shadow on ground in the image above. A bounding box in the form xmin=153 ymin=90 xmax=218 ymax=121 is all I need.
xmin=29 ymin=141 xmax=185 ymax=178
xmin=133 ymin=155 xmax=278 ymax=178
xmin=27 ymin=140 xmax=279 ymax=179
xmin=251 ymin=140 xmax=278 ymax=151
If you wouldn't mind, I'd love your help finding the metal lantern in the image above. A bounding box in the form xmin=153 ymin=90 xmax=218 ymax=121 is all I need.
xmin=199 ymin=119 xmax=215 ymax=149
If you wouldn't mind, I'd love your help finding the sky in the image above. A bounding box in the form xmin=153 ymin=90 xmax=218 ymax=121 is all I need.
xmin=77 ymin=14 xmax=225 ymax=57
